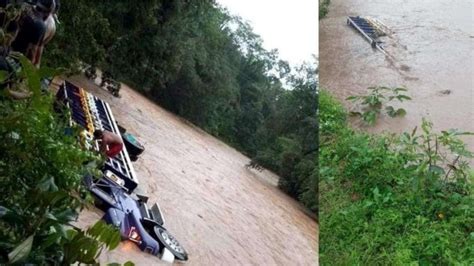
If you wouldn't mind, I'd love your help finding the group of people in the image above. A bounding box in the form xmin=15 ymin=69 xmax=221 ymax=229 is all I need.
xmin=0 ymin=0 xmax=59 ymax=98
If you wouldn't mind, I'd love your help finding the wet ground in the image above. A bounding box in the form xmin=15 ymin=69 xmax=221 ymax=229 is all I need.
xmin=64 ymin=76 xmax=318 ymax=265
xmin=320 ymin=0 xmax=474 ymax=153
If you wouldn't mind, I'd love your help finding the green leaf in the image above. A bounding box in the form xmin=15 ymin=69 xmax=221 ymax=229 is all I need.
xmin=37 ymin=177 xmax=59 ymax=192
xmin=364 ymin=111 xmax=377 ymax=125
xmin=429 ymin=165 xmax=445 ymax=175
xmin=401 ymin=132 xmax=411 ymax=143
xmin=87 ymin=220 xmax=103 ymax=239
xmin=373 ymin=187 xmax=380 ymax=198
xmin=40 ymin=230 xmax=62 ymax=249
xmin=386 ymin=106 xmax=396 ymax=117
xmin=55 ymin=209 xmax=78 ymax=222
xmin=108 ymin=231 xmax=121 ymax=250
xmin=349 ymin=111 xmax=362 ymax=117
xmin=396 ymin=95 xmax=412 ymax=102
xmin=451 ymin=131 xmax=474 ymax=136
xmin=0 ymin=70 xmax=9 ymax=83
xmin=394 ymin=87 xmax=408 ymax=92
xmin=19 ymin=55 xmax=41 ymax=95
xmin=124 ymin=261 xmax=135 ymax=266
xmin=65 ymin=229 xmax=78 ymax=241
xmin=8 ymin=234 xmax=34 ymax=263
xmin=421 ymin=118 xmax=432 ymax=134
xmin=346 ymin=95 xmax=359 ymax=101
xmin=395 ymin=108 xmax=407 ymax=117
xmin=46 ymin=212 xmax=58 ymax=221
xmin=364 ymin=201 xmax=374 ymax=207
xmin=55 ymin=224 xmax=69 ymax=238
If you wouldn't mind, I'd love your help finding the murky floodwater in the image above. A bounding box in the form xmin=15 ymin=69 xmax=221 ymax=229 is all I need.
xmin=320 ymin=0 xmax=474 ymax=153
xmin=62 ymin=76 xmax=318 ymax=265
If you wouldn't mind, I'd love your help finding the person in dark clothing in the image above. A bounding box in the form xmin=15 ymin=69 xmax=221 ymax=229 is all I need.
xmin=11 ymin=0 xmax=55 ymax=67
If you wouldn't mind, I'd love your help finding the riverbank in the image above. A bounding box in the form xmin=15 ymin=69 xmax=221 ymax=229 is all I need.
xmin=319 ymin=90 xmax=473 ymax=265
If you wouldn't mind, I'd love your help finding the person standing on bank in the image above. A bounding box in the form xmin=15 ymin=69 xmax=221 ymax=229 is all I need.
xmin=94 ymin=129 xmax=124 ymax=159
xmin=41 ymin=0 xmax=59 ymax=57
xmin=11 ymin=0 xmax=56 ymax=67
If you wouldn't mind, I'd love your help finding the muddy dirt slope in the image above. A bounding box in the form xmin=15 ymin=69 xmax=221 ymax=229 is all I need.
xmin=67 ymin=76 xmax=318 ymax=265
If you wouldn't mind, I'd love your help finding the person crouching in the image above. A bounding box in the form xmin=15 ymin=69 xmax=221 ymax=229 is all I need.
xmin=93 ymin=129 xmax=123 ymax=158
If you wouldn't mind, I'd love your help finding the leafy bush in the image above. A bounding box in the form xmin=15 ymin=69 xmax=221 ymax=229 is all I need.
xmin=319 ymin=89 xmax=346 ymax=135
xmin=347 ymin=86 xmax=411 ymax=125
xmin=0 ymin=55 xmax=122 ymax=264
xmin=251 ymin=62 xmax=318 ymax=213
xmin=320 ymin=90 xmax=474 ymax=265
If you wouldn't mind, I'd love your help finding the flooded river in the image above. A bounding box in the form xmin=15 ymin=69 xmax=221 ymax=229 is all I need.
xmin=320 ymin=0 xmax=474 ymax=152
xmin=66 ymin=76 xmax=318 ymax=265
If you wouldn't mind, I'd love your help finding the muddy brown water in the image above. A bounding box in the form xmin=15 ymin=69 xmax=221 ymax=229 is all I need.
xmin=61 ymin=76 xmax=318 ymax=265
xmin=320 ymin=0 xmax=474 ymax=156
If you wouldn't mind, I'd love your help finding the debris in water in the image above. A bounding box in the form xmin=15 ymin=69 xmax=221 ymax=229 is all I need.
xmin=365 ymin=16 xmax=390 ymax=36
xmin=347 ymin=16 xmax=391 ymax=55
xmin=438 ymin=89 xmax=452 ymax=95
xmin=400 ymin=64 xmax=411 ymax=72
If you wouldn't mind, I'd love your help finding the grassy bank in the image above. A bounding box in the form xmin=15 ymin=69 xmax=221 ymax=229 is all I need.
xmin=319 ymin=90 xmax=474 ymax=265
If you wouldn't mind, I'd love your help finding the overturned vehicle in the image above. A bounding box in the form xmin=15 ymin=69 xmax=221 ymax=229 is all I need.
xmin=84 ymin=171 xmax=188 ymax=262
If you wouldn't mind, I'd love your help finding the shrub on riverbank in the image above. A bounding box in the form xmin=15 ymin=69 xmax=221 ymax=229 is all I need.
xmin=0 ymin=56 xmax=121 ymax=264
xmin=319 ymin=90 xmax=473 ymax=265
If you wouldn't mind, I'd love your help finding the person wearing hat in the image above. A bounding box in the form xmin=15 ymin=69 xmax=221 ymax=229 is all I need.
xmin=11 ymin=0 xmax=56 ymax=67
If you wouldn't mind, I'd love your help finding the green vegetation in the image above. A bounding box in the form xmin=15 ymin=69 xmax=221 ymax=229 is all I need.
xmin=252 ymin=63 xmax=318 ymax=212
xmin=0 ymin=54 xmax=123 ymax=263
xmin=320 ymin=90 xmax=474 ymax=265
xmin=43 ymin=1 xmax=318 ymax=213
xmin=347 ymin=86 xmax=411 ymax=125
xmin=319 ymin=0 xmax=331 ymax=19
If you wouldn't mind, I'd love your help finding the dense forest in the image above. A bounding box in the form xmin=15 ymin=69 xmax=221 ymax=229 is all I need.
xmin=43 ymin=0 xmax=318 ymax=213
